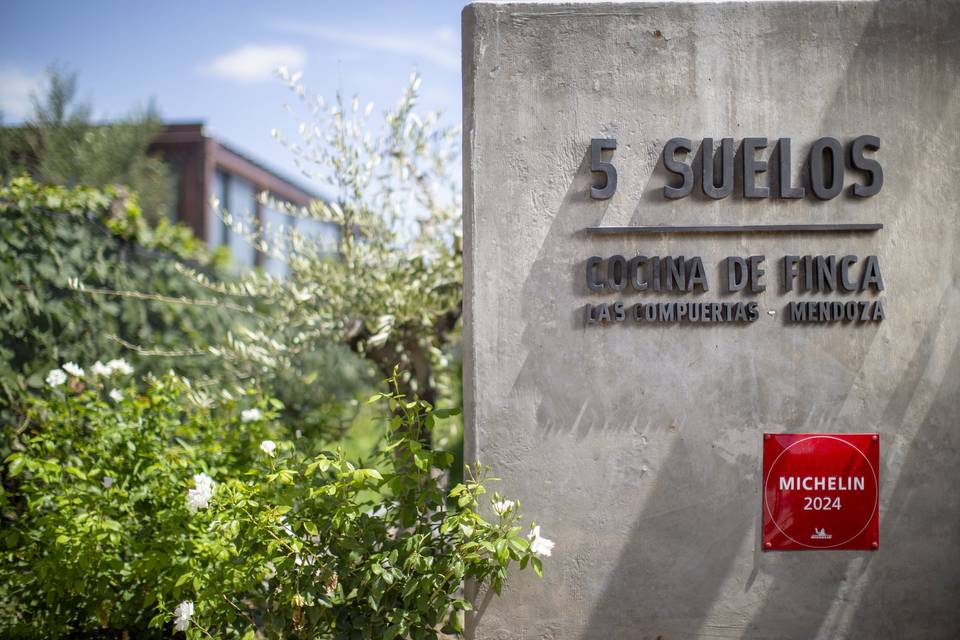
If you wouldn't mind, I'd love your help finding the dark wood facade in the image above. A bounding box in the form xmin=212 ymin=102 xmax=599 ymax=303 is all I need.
xmin=149 ymin=123 xmax=318 ymax=247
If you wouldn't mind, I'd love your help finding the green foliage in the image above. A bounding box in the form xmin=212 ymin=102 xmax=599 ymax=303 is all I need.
xmin=0 ymin=120 xmax=32 ymax=177
xmin=1 ymin=175 xmax=378 ymax=455
xmin=0 ymin=74 xmax=537 ymax=637
xmin=1 ymin=67 xmax=174 ymax=223
xmin=0 ymin=369 xmax=279 ymax=637
xmin=196 ymin=72 xmax=463 ymax=411
xmin=1 ymin=368 xmax=546 ymax=638
xmin=0 ymin=176 xmax=235 ymax=418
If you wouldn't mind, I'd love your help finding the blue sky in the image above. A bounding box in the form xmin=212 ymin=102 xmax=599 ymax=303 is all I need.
xmin=0 ymin=0 xmax=466 ymax=184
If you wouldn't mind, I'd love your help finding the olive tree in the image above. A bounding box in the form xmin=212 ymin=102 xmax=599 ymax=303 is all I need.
xmin=186 ymin=71 xmax=463 ymax=411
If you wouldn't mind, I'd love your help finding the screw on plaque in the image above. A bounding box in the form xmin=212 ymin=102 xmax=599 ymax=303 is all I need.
xmin=871 ymin=541 xmax=879 ymax=549
xmin=764 ymin=541 xmax=773 ymax=550
xmin=764 ymin=433 xmax=771 ymax=440
xmin=872 ymin=434 xmax=879 ymax=442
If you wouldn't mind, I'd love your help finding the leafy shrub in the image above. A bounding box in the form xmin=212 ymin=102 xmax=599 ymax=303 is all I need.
xmin=0 ymin=176 xmax=232 ymax=412
xmin=1 ymin=366 xmax=549 ymax=638
xmin=1 ymin=363 xmax=278 ymax=637
xmin=0 ymin=177 xmax=370 ymax=446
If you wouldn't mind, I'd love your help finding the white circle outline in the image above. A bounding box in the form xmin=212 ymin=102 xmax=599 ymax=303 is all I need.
xmin=763 ymin=435 xmax=878 ymax=549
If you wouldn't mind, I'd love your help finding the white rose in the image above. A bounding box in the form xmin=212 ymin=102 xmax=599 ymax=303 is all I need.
xmin=173 ymin=600 xmax=194 ymax=631
xmin=260 ymin=440 xmax=277 ymax=456
xmin=528 ymin=525 xmax=555 ymax=558
xmin=62 ymin=362 xmax=84 ymax=378
xmin=109 ymin=389 xmax=123 ymax=402
xmin=106 ymin=358 xmax=134 ymax=375
xmin=46 ymin=369 xmax=67 ymax=387
xmin=91 ymin=361 xmax=112 ymax=376
xmin=241 ymin=408 xmax=262 ymax=423
xmin=186 ymin=473 xmax=215 ymax=512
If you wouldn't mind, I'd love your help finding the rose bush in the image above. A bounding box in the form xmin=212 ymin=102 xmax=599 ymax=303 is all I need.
xmin=0 ymin=177 xmax=374 ymax=450
xmin=1 ymin=365 xmax=549 ymax=638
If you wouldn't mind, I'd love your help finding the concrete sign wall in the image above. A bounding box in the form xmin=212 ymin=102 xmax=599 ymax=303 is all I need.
xmin=462 ymin=1 xmax=960 ymax=637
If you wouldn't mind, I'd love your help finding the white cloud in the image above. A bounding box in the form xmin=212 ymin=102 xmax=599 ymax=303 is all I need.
xmin=201 ymin=44 xmax=306 ymax=83
xmin=272 ymin=22 xmax=459 ymax=72
xmin=0 ymin=65 xmax=42 ymax=121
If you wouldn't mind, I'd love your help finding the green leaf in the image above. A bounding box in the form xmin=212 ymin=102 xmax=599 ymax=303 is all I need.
xmin=65 ymin=466 xmax=86 ymax=480
xmin=510 ymin=537 xmax=530 ymax=551
xmin=433 ymin=451 xmax=454 ymax=469
xmin=304 ymin=521 xmax=318 ymax=537
xmin=5 ymin=454 xmax=25 ymax=478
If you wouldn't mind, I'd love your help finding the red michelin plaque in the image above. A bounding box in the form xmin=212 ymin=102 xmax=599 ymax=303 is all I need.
xmin=762 ymin=433 xmax=879 ymax=551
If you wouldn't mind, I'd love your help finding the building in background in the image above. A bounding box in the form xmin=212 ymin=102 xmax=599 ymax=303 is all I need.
xmin=150 ymin=123 xmax=336 ymax=276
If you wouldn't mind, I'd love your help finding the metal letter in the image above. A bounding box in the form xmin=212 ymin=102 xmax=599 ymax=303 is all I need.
xmin=802 ymin=255 xmax=814 ymax=292
xmin=665 ymin=256 xmax=685 ymax=291
xmin=629 ymin=255 xmax=648 ymax=290
xmin=585 ymin=304 xmax=596 ymax=324
xmin=850 ymin=135 xmax=883 ymax=197
xmin=809 ymin=137 xmax=844 ymax=200
xmin=727 ymin=257 xmax=748 ymax=292
xmin=784 ymin=256 xmax=800 ymax=292
xmin=591 ymin=138 xmax=617 ymax=200
xmin=861 ymin=256 xmax=885 ymax=292
xmin=749 ymin=255 xmax=766 ymax=292
xmin=743 ymin=137 xmax=769 ymax=198
xmin=686 ymin=256 xmax=709 ymax=292
xmin=872 ymin=300 xmax=886 ymax=321
xmin=777 ymin=138 xmax=805 ymax=198
xmin=839 ymin=255 xmax=858 ymax=291
xmin=816 ymin=255 xmax=838 ymax=292
xmin=663 ymin=138 xmax=694 ymax=199
xmin=701 ymin=138 xmax=734 ymax=199
xmin=607 ymin=255 xmax=627 ymax=290
xmin=586 ymin=256 xmax=604 ymax=291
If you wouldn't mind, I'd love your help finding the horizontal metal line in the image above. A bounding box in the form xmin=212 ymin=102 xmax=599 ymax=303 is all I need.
xmin=586 ymin=223 xmax=883 ymax=234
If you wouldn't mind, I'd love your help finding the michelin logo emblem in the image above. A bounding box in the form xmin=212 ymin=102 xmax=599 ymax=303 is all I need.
xmin=811 ymin=528 xmax=833 ymax=540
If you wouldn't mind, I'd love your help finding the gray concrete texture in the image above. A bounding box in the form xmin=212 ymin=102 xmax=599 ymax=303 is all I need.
xmin=462 ymin=1 xmax=960 ymax=638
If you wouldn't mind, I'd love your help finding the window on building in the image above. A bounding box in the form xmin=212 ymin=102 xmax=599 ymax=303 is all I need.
xmin=226 ymin=174 xmax=257 ymax=268
xmin=209 ymin=168 xmax=257 ymax=270
xmin=209 ymin=169 xmax=228 ymax=251
xmin=261 ymin=202 xmax=290 ymax=278
xmin=164 ymin=160 xmax=182 ymax=224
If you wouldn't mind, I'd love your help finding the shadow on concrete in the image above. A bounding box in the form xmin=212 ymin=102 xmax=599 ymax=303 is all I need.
xmin=581 ymin=436 xmax=756 ymax=638
xmin=737 ymin=1 xmax=960 ymax=637
xmin=510 ymin=148 xmax=628 ymax=439
xmin=570 ymin=1 xmax=960 ymax=639
xmin=842 ymin=337 xmax=960 ymax=636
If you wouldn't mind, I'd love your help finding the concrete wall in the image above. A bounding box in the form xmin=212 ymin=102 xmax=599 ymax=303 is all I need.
xmin=462 ymin=1 xmax=960 ymax=638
